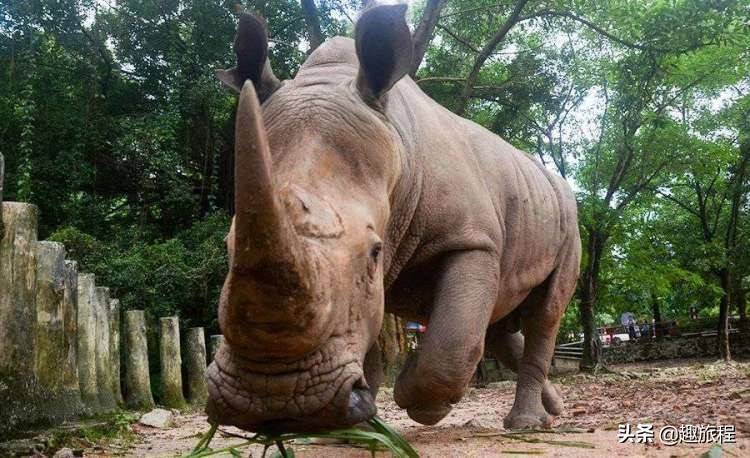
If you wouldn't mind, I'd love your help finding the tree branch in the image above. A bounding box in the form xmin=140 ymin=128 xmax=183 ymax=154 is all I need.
xmin=300 ymin=0 xmax=325 ymax=53
xmin=411 ymin=0 xmax=449 ymax=76
xmin=455 ymin=0 xmax=531 ymax=116
xmin=436 ymin=23 xmax=480 ymax=53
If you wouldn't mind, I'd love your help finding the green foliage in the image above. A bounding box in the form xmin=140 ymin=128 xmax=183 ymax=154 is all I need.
xmin=49 ymin=213 xmax=229 ymax=331
xmin=185 ymin=416 xmax=418 ymax=458
xmin=2 ymin=0 xmax=749 ymax=344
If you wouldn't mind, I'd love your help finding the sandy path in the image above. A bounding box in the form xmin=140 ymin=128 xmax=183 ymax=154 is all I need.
xmin=125 ymin=358 xmax=749 ymax=457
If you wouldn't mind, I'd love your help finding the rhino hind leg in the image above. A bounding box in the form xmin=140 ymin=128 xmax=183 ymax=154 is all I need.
xmin=503 ymin=237 xmax=579 ymax=430
xmin=484 ymin=327 xmax=564 ymax=416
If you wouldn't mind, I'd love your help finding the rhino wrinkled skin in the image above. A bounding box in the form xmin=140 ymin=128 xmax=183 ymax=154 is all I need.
xmin=206 ymin=5 xmax=581 ymax=433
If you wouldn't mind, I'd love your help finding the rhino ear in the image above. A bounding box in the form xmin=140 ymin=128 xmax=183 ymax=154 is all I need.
xmin=355 ymin=4 xmax=413 ymax=103
xmin=216 ymin=12 xmax=281 ymax=101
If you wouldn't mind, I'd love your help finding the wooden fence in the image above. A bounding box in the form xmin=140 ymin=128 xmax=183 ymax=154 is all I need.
xmin=0 ymin=197 xmax=223 ymax=437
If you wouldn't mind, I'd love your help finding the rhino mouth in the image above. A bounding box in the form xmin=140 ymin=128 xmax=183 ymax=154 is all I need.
xmin=206 ymin=338 xmax=376 ymax=433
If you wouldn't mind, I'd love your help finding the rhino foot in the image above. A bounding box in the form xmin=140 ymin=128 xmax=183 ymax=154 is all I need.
xmin=542 ymin=381 xmax=564 ymax=416
xmin=406 ymin=403 xmax=452 ymax=425
xmin=503 ymin=410 xmax=553 ymax=430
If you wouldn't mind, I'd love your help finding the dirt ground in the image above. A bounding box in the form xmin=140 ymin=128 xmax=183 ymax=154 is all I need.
xmin=116 ymin=358 xmax=750 ymax=457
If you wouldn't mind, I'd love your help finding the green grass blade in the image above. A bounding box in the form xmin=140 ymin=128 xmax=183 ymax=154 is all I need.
xmin=368 ymin=416 xmax=419 ymax=458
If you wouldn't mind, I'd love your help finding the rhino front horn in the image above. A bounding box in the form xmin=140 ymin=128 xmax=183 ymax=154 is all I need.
xmin=221 ymin=82 xmax=326 ymax=355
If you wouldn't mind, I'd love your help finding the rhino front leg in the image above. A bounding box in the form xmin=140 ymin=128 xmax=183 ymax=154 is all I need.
xmin=394 ymin=250 xmax=499 ymax=425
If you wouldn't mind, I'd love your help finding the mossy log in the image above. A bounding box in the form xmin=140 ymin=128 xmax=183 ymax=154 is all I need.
xmin=62 ymin=260 xmax=84 ymax=414
xmin=208 ymin=334 xmax=225 ymax=362
xmin=124 ymin=310 xmax=155 ymax=410
xmin=0 ymin=203 xmax=40 ymax=433
xmin=109 ymin=298 xmax=124 ymax=405
xmin=184 ymin=327 xmax=209 ymax=405
xmin=34 ymin=241 xmax=71 ymax=421
xmin=76 ymin=273 xmax=101 ymax=412
xmin=159 ymin=316 xmax=187 ymax=408
xmin=95 ymin=286 xmax=117 ymax=411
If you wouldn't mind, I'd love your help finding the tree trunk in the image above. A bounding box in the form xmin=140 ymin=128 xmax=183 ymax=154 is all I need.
xmin=377 ymin=313 xmax=407 ymax=384
xmin=651 ymin=292 xmax=662 ymax=338
xmin=455 ymin=0 xmax=531 ymax=115
xmin=579 ymin=230 xmax=605 ymax=370
xmin=411 ymin=0 xmax=448 ymax=77
xmin=717 ymin=268 xmax=732 ymax=361
xmin=300 ymin=0 xmax=325 ymax=53
xmin=732 ymin=274 xmax=747 ymax=329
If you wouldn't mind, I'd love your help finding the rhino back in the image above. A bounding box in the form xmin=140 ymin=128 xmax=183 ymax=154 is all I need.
xmin=299 ymin=37 xmax=576 ymax=306
xmin=384 ymin=68 xmax=575 ymax=305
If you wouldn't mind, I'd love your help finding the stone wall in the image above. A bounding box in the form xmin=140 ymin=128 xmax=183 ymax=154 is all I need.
xmin=603 ymin=332 xmax=750 ymax=365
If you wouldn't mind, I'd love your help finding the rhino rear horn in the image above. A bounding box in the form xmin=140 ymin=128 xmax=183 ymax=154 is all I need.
xmin=216 ymin=12 xmax=281 ymax=101
xmin=355 ymin=4 xmax=413 ymax=103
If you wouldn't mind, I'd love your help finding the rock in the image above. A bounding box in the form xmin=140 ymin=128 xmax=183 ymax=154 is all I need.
xmin=139 ymin=408 xmax=174 ymax=428
xmin=486 ymin=381 xmax=515 ymax=390
xmin=463 ymin=417 xmax=498 ymax=429
xmin=53 ymin=448 xmax=75 ymax=458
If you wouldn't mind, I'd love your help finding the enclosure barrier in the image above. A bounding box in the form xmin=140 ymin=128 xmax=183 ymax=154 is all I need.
xmin=209 ymin=334 xmax=225 ymax=361
xmin=185 ymin=327 xmax=209 ymax=405
xmin=0 ymin=200 xmax=223 ymax=437
xmin=123 ymin=310 xmax=155 ymax=410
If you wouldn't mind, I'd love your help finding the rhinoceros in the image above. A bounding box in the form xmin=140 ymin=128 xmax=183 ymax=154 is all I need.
xmin=206 ymin=4 xmax=581 ymax=433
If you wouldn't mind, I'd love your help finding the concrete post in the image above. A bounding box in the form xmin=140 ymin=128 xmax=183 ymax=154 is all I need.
xmin=184 ymin=327 xmax=208 ymax=405
xmin=0 ymin=203 xmax=39 ymax=434
xmin=34 ymin=241 xmax=68 ymax=421
xmin=62 ymin=261 xmax=84 ymax=415
xmin=124 ymin=310 xmax=155 ymax=410
xmin=77 ymin=273 xmax=101 ymax=412
xmin=109 ymin=298 xmax=124 ymax=405
xmin=159 ymin=317 xmax=186 ymax=408
xmin=95 ymin=287 xmax=117 ymax=411
xmin=0 ymin=153 xmax=4 ymax=237
xmin=208 ymin=334 xmax=225 ymax=362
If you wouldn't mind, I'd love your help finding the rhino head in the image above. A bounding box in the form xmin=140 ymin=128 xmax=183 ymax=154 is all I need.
xmin=206 ymin=5 xmax=413 ymax=433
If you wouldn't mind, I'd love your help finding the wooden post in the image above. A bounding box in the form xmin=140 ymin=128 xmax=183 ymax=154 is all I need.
xmin=184 ymin=327 xmax=209 ymax=405
xmin=109 ymin=298 xmax=124 ymax=405
xmin=0 ymin=153 xmax=5 ymax=237
xmin=95 ymin=286 xmax=117 ymax=411
xmin=159 ymin=317 xmax=187 ymax=408
xmin=34 ymin=241 xmax=68 ymax=421
xmin=0 ymin=203 xmax=40 ymax=433
xmin=77 ymin=273 xmax=101 ymax=412
xmin=124 ymin=310 xmax=155 ymax=410
xmin=62 ymin=261 xmax=84 ymax=415
xmin=208 ymin=334 xmax=224 ymax=362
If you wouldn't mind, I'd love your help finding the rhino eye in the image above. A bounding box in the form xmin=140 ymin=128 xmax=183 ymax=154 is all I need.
xmin=370 ymin=242 xmax=383 ymax=262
